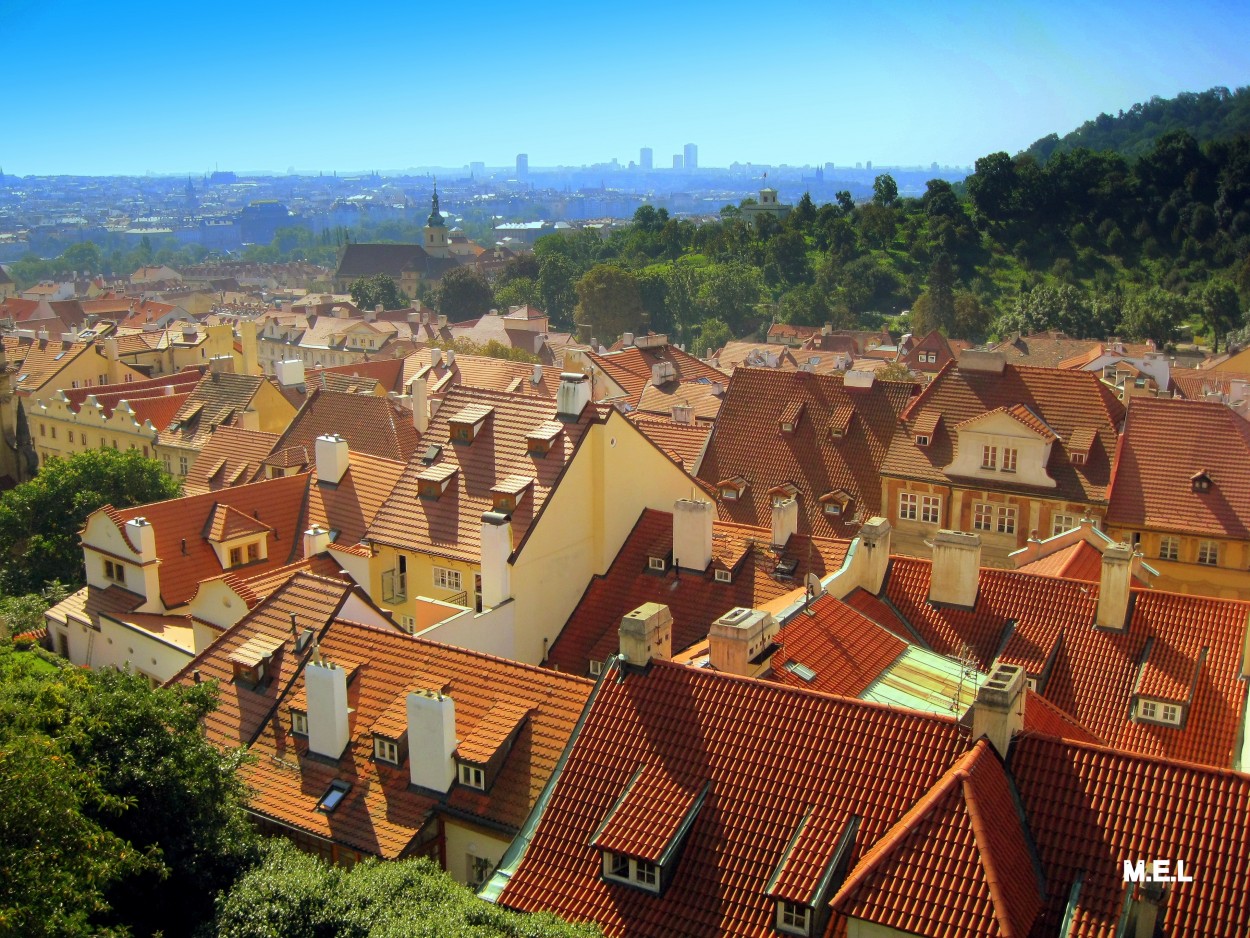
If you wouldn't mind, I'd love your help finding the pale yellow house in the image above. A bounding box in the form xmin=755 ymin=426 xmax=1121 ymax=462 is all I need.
xmin=364 ymin=374 xmax=712 ymax=664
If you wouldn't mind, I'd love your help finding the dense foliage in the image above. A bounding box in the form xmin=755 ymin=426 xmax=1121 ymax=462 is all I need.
xmin=0 ymin=644 xmax=258 ymax=936
xmin=348 ymin=273 xmax=410 ymax=311
xmin=0 ymin=449 xmax=181 ymax=594
xmin=214 ymin=841 xmax=601 ymax=938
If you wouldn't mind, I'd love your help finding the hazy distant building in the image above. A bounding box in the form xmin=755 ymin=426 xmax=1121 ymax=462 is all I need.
xmin=516 ymin=153 xmax=529 ymax=179
xmin=866 ymin=160 xmax=873 ymax=171
xmin=640 ymin=147 xmax=653 ymax=171
xmin=673 ymin=154 xmax=683 ymax=170
xmin=684 ymin=143 xmax=698 ymax=170
xmin=740 ymin=187 xmax=792 ymax=227
xmin=470 ymin=161 xmax=486 ymax=177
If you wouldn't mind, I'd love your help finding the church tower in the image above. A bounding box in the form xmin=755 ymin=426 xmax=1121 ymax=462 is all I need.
xmin=424 ymin=183 xmax=450 ymax=258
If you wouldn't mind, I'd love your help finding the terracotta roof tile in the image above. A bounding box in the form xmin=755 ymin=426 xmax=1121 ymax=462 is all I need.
xmin=183 ymin=426 xmax=279 ymax=495
xmin=1106 ymin=396 xmax=1250 ymax=538
xmin=588 ymin=344 xmax=727 ymax=404
xmin=58 ymin=369 xmax=202 ymax=417
xmin=163 ymin=372 xmax=267 ymax=450
xmin=544 ymin=509 xmax=849 ymax=675
xmin=697 ymin=368 xmax=916 ymax=539
xmin=623 ymin=414 xmax=711 ymax=470
xmin=271 ymin=387 xmax=419 ymax=464
xmin=306 ymin=452 xmax=407 ymax=547
xmin=590 ymin=764 xmax=706 ymax=863
xmin=635 ymin=379 xmax=724 ymax=421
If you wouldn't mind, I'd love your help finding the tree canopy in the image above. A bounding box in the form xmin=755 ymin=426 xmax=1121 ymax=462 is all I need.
xmin=348 ymin=274 xmax=409 ymax=311
xmin=436 ymin=267 xmax=495 ymax=320
xmin=0 ymin=449 xmax=181 ymax=595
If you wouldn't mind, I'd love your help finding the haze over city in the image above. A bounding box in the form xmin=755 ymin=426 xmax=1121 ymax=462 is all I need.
xmin=4 ymin=0 xmax=1248 ymax=175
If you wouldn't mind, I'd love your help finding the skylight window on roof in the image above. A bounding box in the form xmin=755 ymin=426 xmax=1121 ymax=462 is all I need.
xmin=783 ymin=660 xmax=817 ymax=682
xmin=316 ymin=780 xmax=351 ymax=813
xmin=774 ymin=557 xmax=799 ymax=579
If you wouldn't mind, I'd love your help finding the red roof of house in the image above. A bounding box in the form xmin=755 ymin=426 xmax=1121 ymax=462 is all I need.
xmin=623 ymin=414 xmax=711 ymax=470
xmin=544 ymin=509 xmax=849 ymax=676
xmin=884 ymin=361 xmax=1124 ymax=505
xmin=588 ymin=343 xmax=726 ymax=404
xmin=183 ymin=426 xmax=279 ymax=495
xmin=499 ymin=659 xmax=967 ymax=937
xmin=59 ymin=369 xmax=203 ymax=417
xmin=697 ymin=368 xmax=917 ymax=538
xmin=306 ymin=451 xmax=407 ymax=546
xmin=1106 ymin=396 xmax=1250 ymax=538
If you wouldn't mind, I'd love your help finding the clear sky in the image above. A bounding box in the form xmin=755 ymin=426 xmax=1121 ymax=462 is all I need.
xmin=2 ymin=0 xmax=1247 ymax=175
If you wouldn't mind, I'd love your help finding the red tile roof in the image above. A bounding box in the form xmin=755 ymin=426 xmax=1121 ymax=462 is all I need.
xmin=884 ymin=362 xmax=1124 ymax=505
xmin=832 ymin=741 xmax=1043 ymax=938
xmin=1013 ymin=539 xmax=1105 ymax=580
xmin=306 ymin=451 xmax=407 ymax=546
xmin=59 ymin=369 xmax=203 ymax=417
xmin=623 ymin=414 xmax=711 ymax=470
xmin=697 ymin=368 xmax=917 ymax=538
xmin=183 ymin=426 xmax=279 ymax=496
xmin=634 ymin=379 xmax=724 ymax=422
xmin=367 ymin=386 xmax=603 ymax=563
xmin=1106 ymin=396 xmax=1250 ymax=538
xmin=544 ymin=509 xmax=849 ymax=675
xmin=271 ymin=387 xmax=419 ymax=464
xmin=1012 ymin=734 xmax=1250 ymax=937
xmin=588 ymin=343 xmax=726 ymax=404
xmin=1169 ymin=367 xmax=1250 ymax=401
xmin=499 ymin=660 xmax=968 ymax=937
xmin=162 ymin=371 xmax=269 ymax=450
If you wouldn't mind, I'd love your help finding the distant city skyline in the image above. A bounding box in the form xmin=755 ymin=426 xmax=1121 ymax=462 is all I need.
xmin=3 ymin=0 xmax=1248 ymax=176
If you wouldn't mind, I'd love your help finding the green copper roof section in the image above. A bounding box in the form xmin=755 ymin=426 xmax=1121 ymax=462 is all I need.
xmin=859 ymin=644 xmax=984 ymax=717
xmin=427 ymin=184 xmax=445 ymax=227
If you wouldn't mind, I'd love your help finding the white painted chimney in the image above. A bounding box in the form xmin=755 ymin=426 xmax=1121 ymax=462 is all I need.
xmin=303 ymin=524 xmax=331 ymax=556
xmin=856 ymin=517 xmax=892 ymax=595
xmin=446 ymin=349 xmax=455 ymax=367
xmin=622 ymin=331 xmax=635 ymax=347
xmin=673 ymin=498 xmax=713 ymax=572
xmin=844 ymin=369 xmax=875 ymax=388
xmin=671 ymin=403 xmax=693 ymax=425
xmin=1096 ymin=542 xmax=1135 ymax=631
xmin=480 ymin=512 xmax=512 ymax=608
xmin=928 ymin=530 xmax=981 ymax=608
xmin=708 ymin=607 xmax=778 ymax=677
xmin=971 ymin=662 xmax=1025 ymax=758
xmin=531 ymin=363 xmax=543 ymax=386
xmin=556 ymin=372 xmax=591 ymax=418
xmin=771 ymin=496 xmax=799 ymax=548
xmin=315 ymin=434 xmax=349 ymax=484
xmin=125 ymin=516 xmax=157 ymax=562
xmin=305 ymin=659 xmax=351 ymax=760
xmin=275 ymin=359 xmax=305 ymax=387
xmin=407 ymin=689 xmax=457 ymax=792
xmin=429 ymin=348 xmax=442 ymax=368
xmin=618 ymin=602 xmax=672 ymax=666
xmin=409 ymin=374 xmax=428 ymax=434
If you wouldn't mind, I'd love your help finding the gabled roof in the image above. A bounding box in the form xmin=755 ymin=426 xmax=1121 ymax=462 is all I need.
xmin=634 ymin=377 xmax=725 ymax=422
xmin=832 ymin=741 xmax=1043 ymax=938
xmin=988 ymin=331 xmax=1103 ymax=368
xmin=623 ymin=414 xmax=711 ymax=471
xmin=58 ymin=369 xmax=203 ymax=418
xmin=271 ymin=387 xmax=419 ymax=465
xmin=183 ymin=426 xmax=279 ymax=496
xmin=884 ymin=362 xmax=1124 ymax=504
xmin=366 ymin=386 xmax=603 ymax=563
xmin=162 ymin=371 xmax=268 ymax=450
xmin=697 ymin=368 xmax=916 ymax=538
xmin=334 ymin=243 xmax=429 ymax=281
xmin=544 ymin=509 xmax=848 ymax=676
xmin=587 ymin=343 xmax=727 ymax=404
xmin=1012 ymin=734 xmax=1250 ymax=936
xmin=104 ymin=473 xmax=312 ymax=608
xmin=1106 ymin=396 xmax=1250 ymax=538
xmin=306 ymin=451 xmax=407 ymax=546
xmin=498 ymin=660 xmax=966 ymax=937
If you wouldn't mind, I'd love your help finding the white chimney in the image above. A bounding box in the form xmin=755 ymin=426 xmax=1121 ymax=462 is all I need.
xmin=556 ymin=372 xmax=591 ymax=418
xmin=446 ymin=349 xmax=455 ymax=367
xmin=771 ymin=496 xmax=799 ymax=548
xmin=305 ymin=659 xmax=351 ymax=759
xmin=673 ymin=498 xmax=713 ymax=572
xmin=480 ymin=512 xmax=512 ymax=608
xmin=315 ymin=434 xmax=349 ymax=484
xmin=208 ymin=354 xmax=235 ymax=373
xmin=437 ymin=314 xmax=448 ymax=329
xmin=671 ymin=403 xmax=694 ymax=425
xmin=303 ymin=524 xmax=331 ymax=556
xmin=856 ymin=517 xmax=892 ymax=594
xmin=407 ymin=690 xmax=457 ymax=792
xmin=409 ymin=374 xmax=428 ymax=434
xmin=708 ymin=607 xmax=778 ymax=677
xmin=928 ymin=530 xmax=981 ymax=608
xmin=275 ymin=359 xmax=305 ymax=387
xmin=622 ymin=331 xmax=635 ymax=347
xmin=125 ymin=516 xmax=157 ymax=562
xmin=1096 ymin=543 xmax=1135 ymax=630
xmin=618 ymin=602 xmax=673 ymax=666
xmin=531 ymin=363 xmax=543 ymax=386
xmin=971 ymin=662 xmax=1025 ymax=757
xmin=429 ymin=348 xmax=442 ymax=368
xmin=844 ymin=369 xmax=875 ymax=388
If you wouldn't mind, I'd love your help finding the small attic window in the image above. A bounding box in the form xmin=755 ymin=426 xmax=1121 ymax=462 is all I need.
xmin=1192 ymin=471 xmax=1212 ymax=494
xmin=528 ymin=420 xmax=563 ymax=457
xmin=1137 ymin=698 xmax=1183 ymax=726
xmin=417 ymin=463 xmax=457 ymax=500
xmin=782 ymin=660 xmax=817 ymax=683
xmin=373 ymin=737 xmax=401 ymax=765
xmin=776 ymin=901 xmax=812 ymax=936
xmin=458 ymin=762 xmax=486 ymax=790
xmin=779 ymin=401 xmax=804 ymax=434
xmin=316 ymin=780 xmax=351 ymax=813
xmin=290 ymin=709 xmax=308 ymax=735
xmin=1071 ymin=452 xmax=1087 ymax=466
xmin=715 ymin=568 xmax=732 ymax=583
xmin=823 ymin=502 xmax=842 ymax=517
xmin=915 ymin=433 xmax=930 ymax=446
xmin=648 ymin=556 xmax=668 ymax=572
xmin=718 ymin=477 xmax=747 ymax=501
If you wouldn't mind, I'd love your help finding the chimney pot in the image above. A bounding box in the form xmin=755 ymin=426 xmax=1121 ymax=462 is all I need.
xmin=971 ymin=662 xmax=1026 ymax=757
xmin=618 ymin=602 xmax=673 ymax=666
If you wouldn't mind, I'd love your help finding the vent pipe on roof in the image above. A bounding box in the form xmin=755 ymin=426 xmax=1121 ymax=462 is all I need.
xmin=928 ymin=530 xmax=981 ymax=609
xmin=971 ymin=662 xmax=1025 ymax=757
xmin=305 ymin=659 xmax=350 ymax=760
xmin=618 ymin=602 xmax=672 ymax=666
xmin=407 ymin=689 xmax=457 ymax=792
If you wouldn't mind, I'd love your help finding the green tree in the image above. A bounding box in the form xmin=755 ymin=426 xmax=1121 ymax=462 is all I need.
xmin=764 ymin=228 xmax=812 ymax=288
xmin=695 ymin=263 xmax=764 ymax=334
xmin=0 ymin=449 xmax=181 ymax=594
xmin=61 ymin=242 xmax=103 ymax=275
xmin=871 ymin=174 xmax=898 ymax=207
xmin=690 ymin=318 xmax=732 ymax=359
xmin=435 ymin=267 xmax=495 ymax=320
xmin=1119 ymin=288 xmax=1194 ymax=349
xmin=835 ymin=190 xmax=855 ymax=214
xmin=966 ymin=152 xmax=1019 ymax=221
xmin=574 ymin=264 xmax=646 ymax=344
xmin=348 ymin=274 xmax=409 ymax=312
xmin=1201 ymin=277 xmax=1241 ymax=353
xmin=213 ymin=840 xmax=600 ymax=938
xmin=493 ymin=276 xmax=540 ymax=311
xmin=537 ymin=253 xmax=579 ymax=328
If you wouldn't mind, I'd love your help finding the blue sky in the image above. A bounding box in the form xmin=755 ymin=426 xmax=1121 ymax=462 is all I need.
xmin=2 ymin=0 xmax=1247 ymax=175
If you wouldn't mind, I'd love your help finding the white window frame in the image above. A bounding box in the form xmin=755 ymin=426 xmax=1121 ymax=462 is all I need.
xmin=898 ymin=492 xmax=918 ymax=521
xmin=921 ymin=495 xmax=941 ymax=524
xmin=433 ymin=566 xmax=463 ymax=591
xmin=398 ymin=614 xmax=415 ymax=634
xmin=374 ymin=737 xmax=399 ymax=764
xmin=1159 ymin=537 xmax=1179 ymax=562
xmin=104 ymin=559 xmax=126 ymax=584
xmin=777 ymin=900 xmax=812 ymax=936
xmin=997 ymin=506 xmax=1017 ymax=535
xmin=1002 ymin=447 xmax=1018 ymax=472
xmin=648 ymin=556 xmax=667 ymax=571
xmin=1140 ymin=700 xmax=1158 ymax=720
xmin=458 ymin=762 xmax=485 ymax=790
xmin=715 ymin=568 xmax=732 ymax=583
xmin=588 ymin=659 xmax=604 ymax=677
xmin=603 ymin=853 xmax=661 ymax=893
xmin=982 ymin=444 xmax=997 ymax=470
xmin=1161 ymin=703 xmax=1180 ymax=724
xmin=973 ymin=503 xmax=993 ymax=531
xmin=1197 ymin=541 xmax=1219 ymax=566
xmin=290 ymin=710 xmax=308 ymax=735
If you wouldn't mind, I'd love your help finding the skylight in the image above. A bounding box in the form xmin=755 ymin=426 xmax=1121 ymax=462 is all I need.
xmin=783 ymin=660 xmax=817 ymax=682
xmin=317 ymin=780 xmax=351 ymax=813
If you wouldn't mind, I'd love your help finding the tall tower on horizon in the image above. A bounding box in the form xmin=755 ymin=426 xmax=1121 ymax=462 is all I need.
xmin=683 ymin=143 xmax=698 ymax=171
xmin=640 ymin=147 xmax=653 ymax=171
xmin=516 ymin=153 xmax=529 ymax=180
xmin=423 ymin=182 xmax=450 ymax=258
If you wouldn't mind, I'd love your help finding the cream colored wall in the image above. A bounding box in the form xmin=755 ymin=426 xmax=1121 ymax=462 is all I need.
xmin=1105 ymin=526 xmax=1250 ymax=600
xmin=509 ymin=412 xmax=709 ymax=664
xmin=442 ymin=818 xmax=511 ymax=888
xmin=845 ymin=919 xmax=922 ymax=938
xmin=369 ymin=546 xmax=478 ymax=622
xmin=947 ymin=417 xmax=1055 ymax=489
xmin=93 ymin=616 xmax=193 ymax=684
xmin=253 ymin=380 xmax=298 ymax=434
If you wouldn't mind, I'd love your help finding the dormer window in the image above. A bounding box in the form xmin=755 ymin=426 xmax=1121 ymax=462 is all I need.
xmin=1138 ymin=698 xmax=1183 ymax=726
xmin=527 ymin=420 xmax=563 ymax=458
xmin=374 ymin=737 xmax=401 ymax=765
xmin=458 ymin=762 xmax=486 ymax=789
xmin=491 ymin=476 xmax=533 ymax=515
xmin=104 ymin=559 xmax=127 ymax=584
xmin=915 ymin=433 xmax=930 ymax=446
xmin=827 ymin=404 xmax=854 ymax=440
xmin=1071 ymin=452 xmax=1087 ymax=465
xmin=648 ymin=556 xmax=668 ymax=572
xmin=819 ymin=490 xmax=852 ymax=518
xmin=823 ymin=502 xmax=842 ymax=517
xmin=777 ymin=901 xmax=811 ymax=936
xmin=228 ymin=634 xmax=282 ymax=688
xmin=718 ymin=477 xmax=748 ymax=501
xmin=779 ymin=401 xmax=804 ymax=435
xmin=715 ymin=568 xmax=732 ymax=583
xmin=1192 ymin=471 xmax=1212 ymax=494
xmin=449 ymin=403 xmax=493 ymax=445
xmin=290 ymin=709 xmax=308 ymax=735
xmin=981 ymin=445 xmax=997 ymax=470
xmin=417 ymin=463 xmax=457 ymax=500
xmin=769 ymin=483 xmax=799 ymax=508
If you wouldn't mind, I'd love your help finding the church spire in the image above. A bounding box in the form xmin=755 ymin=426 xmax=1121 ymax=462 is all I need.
xmin=428 ymin=181 xmax=445 ymax=228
